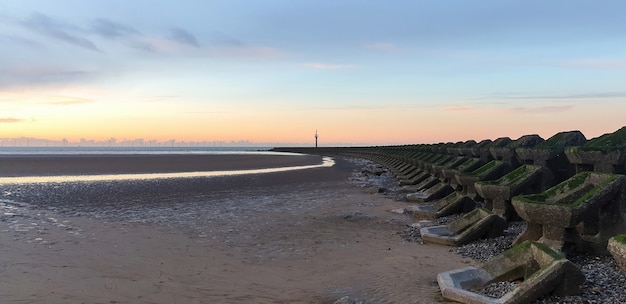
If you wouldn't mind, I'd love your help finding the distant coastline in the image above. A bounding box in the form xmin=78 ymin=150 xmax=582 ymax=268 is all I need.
xmin=0 ymin=146 xmax=275 ymax=155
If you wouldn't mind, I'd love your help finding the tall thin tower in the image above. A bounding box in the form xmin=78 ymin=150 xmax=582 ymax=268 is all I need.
xmin=315 ymin=129 xmax=318 ymax=148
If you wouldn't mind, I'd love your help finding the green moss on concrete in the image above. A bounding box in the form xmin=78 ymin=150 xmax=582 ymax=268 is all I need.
xmin=570 ymin=177 xmax=616 ymax=206
xmin=614 ymin=234 xmax=626 ymax=245
xmin=506 ymin=240 xmax=533 ymax=253
xmin=514 ymin=172 xmax=591 ymax=204
xmin=579 ymin=126 xmax=626 ymax=152
xmin=532 ymin=242 xmax=566 ymax=260
xmin=456 ymin=158 xmax=482 ymax=171
xmin=491 ymin=137 xmax=513 ymax=148
xmin=479 ymin=165 xmax=536 ymax=186
xmin=434 ymin=156 xmax=454 ymax=165
xmin=470 ymin=160 xmax=502 ymax=176
xmin=507 ymin=134 xmax=544 ymax=149
xmin=503 ymin=241 xmax=564 ymax=261
xmin=535 ymin=130 xmax=586 ymax=151
xmin=514 ymin=172 xmax=621 ymax=207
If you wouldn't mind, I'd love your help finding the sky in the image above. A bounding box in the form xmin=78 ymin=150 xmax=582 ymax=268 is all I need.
xmin=1 ymin=0 xmax=625 ymax=146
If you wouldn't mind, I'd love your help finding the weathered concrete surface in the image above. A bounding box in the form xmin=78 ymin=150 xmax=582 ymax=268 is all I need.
xmin=515 ymin=130 xmax=586 ymax=184
xmin=565 ymin=126 xmax=626 ymax=174
xmin=413 ymin=192 xmax=476 ymax=219
xmin=420 ymin=208 xmax=506 ymax=246
xmin=406 ymin=182 xmax=454 ymax=203
xmin=432 ymin=156 xmax=469 ymax=182
xmin=399 ymin=171 xmax=430 ymax=186
xmin=608 ymin=235 xmax=626 ymax=274
xmin=512 ymin=172 xmax=626 ymax=254
xmin=455 ymin=160 xmax=511 ymax=200
xmin=471 ymin=139 xmax=495 ymax=162
xmin=475 ymin=165 xmax=549 ymax=220
xmin=443 ymin=158 xmax=485 ymax=190
xmin=490 ymin=135 xmax=544 ymax=168
xmin=403 ymin=176 xmax=441 ymax=193
xmin=437 ymin=241 xmax=585 ymax=304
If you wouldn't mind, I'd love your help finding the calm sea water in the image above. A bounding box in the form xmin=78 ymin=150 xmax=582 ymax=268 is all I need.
xmin=0 ymin=146 xmax=334 ymax=184
xmin=0 ymin=146 xmax=277 ymax=155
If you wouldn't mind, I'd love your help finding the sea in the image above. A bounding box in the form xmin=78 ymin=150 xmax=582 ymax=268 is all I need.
xmin=0 ymin=146 xmax=275 ymax=155
xmin=0 ymin=144 xmax=343 ymax=240
xmin=0 ymin=146 xmax=335 ymax=184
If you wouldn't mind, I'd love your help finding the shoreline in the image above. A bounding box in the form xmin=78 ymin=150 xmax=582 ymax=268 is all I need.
xmin=0 ymin=153 xmax=322 ymax=177
xmin=0 ymin=156 xmax=473 ymax=303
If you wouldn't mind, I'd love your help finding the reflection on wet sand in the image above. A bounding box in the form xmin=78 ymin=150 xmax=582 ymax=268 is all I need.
xmin=0 ymin=157 xmax=335 ymax=184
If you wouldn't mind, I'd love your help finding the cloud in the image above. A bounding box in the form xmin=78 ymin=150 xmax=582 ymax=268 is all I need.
xmin=442 ymin=106 xmax=476 ymax=112
xmin=488 ymin=91 xmax=626 ymax=100
xmin=168 ymin=28 xmax=199 ymax=47
xmin=442 ymin=104 xmax=574 ymax=115
xmin=38 ymin=96 xmax=92 ymax=105
xmin=133 ymin=35 xmax=285 ymax=59
xmin=365 ymin=42 xmax=405 ymax=52
xmin=21 ymin=13 xmax=100 ymax=52
xmin=0 ymin=65 xmax=91 ymax=89
xmin=0 ymin=91 xmax=93 ymax=106
xmin=301 ymin=63 xmax=356 ymax=70
xmin=509 ymin=105 xmax=574 ymax=114
xmin=0 ymin=34 xmax=43 ymax=49
xmin=0 ymin=117 xmax=24 ymax=123
xmin=91 ymin=18 xmax=139 ymax=39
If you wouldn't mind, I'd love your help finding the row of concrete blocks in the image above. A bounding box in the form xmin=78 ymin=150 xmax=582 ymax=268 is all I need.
xmin=295 ymin=128 xmax=626 ymax=304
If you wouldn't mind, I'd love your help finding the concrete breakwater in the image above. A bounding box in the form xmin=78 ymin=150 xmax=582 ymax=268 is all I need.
xmin=275 ymin=126 xmax=626 ymax=304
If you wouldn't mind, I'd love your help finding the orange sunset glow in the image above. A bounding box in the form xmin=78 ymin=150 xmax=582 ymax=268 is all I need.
xmin=1 ymin=1 xmax=625 ymax=146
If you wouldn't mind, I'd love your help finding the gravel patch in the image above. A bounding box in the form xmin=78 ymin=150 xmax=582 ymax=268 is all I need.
xmin=471 ymin=281 xmax=519 ymax=299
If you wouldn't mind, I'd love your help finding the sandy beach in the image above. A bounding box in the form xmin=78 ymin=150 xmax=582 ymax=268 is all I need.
xmin=0 ymin=154 xmax=472 ymax=303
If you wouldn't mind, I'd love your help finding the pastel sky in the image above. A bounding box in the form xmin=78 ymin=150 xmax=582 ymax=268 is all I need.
xmin=1 ymin=0 xmax=625 ymax=146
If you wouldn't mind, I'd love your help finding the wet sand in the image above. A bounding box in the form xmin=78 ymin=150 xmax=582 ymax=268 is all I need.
xmin=0 ymin=155 xmax=472 ymax=303
xmin=0 ymin=153 xmax=322 ymax=177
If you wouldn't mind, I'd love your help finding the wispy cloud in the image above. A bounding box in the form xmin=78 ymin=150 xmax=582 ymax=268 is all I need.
xmin=301 ymin=63 xmax=356 ymax=70
xmin=365 ymin=42 xmax=405 ymax=52
xmin=487 ymin=91 xmax=626 ymax=100
xmin=442 ymin=106 xmax=476 ymax=112
xmin=0 ymin=91 xmax=93 ymax=106
xmin=0 ymin=117 xmax=25 ymax=123
xmin=21 ymin=13 xmax=101 ymax=52
xmin=0 ymin=34 xmax=43 ymax=49
xmin=91 ymin=18 xmax=139 ymax=39
xmin=7 ymin=66 xmax=88 ymax=79
xmin=442 ymin=104 xmax=574 ymax=115
xmin=509 ymin=105 xmax=574 ymax=114
xmin=168 ymin=27 xmax=199 ymax=47
xmin=133 ymin=34 xmax=285 ymax=59
xmin=0 ymin=65 xmax=91 ymax=89
xmin=38 ymin=96 xmax=92 ymax=105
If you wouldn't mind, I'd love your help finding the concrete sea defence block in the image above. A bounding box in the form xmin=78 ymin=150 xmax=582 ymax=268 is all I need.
xmin=512 ymin=172 xmax=626 ymax=254
xmin=565 ymin=126 xmax=626 ymax=174
xmin=437 ymin=241 xmax=585 ymax=304
xmin=475 ymin=165 xmax=549 ymax=220
xmin=406 ymin=182 xmax=454 ymax=203
xmin=608 ymin=234 xmax=626 ymax=273
xmin=413 ymin=191 xmax=476 ymax=219
xmin=420 ymin=208 xmax=506 ymax=246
